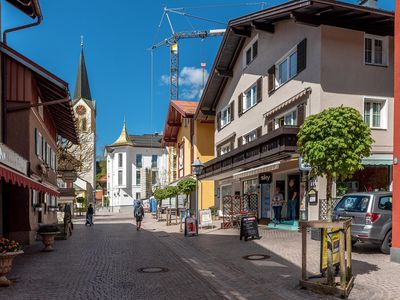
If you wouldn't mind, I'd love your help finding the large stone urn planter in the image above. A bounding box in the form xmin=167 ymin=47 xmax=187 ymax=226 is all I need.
xmin=38 ymin=232 xmax=60 ymax=252
xmin=37 ymin=225 xmax=61 ymax=252
xmin=0 ymin=251 xmax=23 ymax=286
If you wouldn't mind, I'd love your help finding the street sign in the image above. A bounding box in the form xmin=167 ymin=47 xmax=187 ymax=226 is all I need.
xmin=299 ymin=156 xmax=312 ymax=171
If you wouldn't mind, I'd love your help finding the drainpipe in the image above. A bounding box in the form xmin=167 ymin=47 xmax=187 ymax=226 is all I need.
xmin=3 ymin=14 xmax=42 ymax=44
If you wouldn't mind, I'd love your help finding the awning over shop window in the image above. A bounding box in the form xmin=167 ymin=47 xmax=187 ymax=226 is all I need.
xmin=233 ymin=162 xmax=280 ymax=180
xmin=0 ymin=163 xmax=59 ymax=196
xmin=361 ymin=154 xmax=393 ymax=166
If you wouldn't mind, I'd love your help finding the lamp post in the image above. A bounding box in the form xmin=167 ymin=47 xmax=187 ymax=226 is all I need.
xmin=192 ymin=158 xmax=204 ymax=234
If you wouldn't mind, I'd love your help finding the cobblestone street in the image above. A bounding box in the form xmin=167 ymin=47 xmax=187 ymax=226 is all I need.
xmin=2 ymin=212 xmax=400 ymax=300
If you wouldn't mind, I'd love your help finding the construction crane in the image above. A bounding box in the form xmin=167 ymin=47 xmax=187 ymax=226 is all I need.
xmin=151 ymin=4 xmax=267 ymax=100
xmin=151 ymin=28 xmax=225 ymax=100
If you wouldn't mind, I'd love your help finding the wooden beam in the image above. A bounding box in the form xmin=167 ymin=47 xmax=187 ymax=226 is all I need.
xmin=7 ymin=98 xmax=69 ymax=112
xmin=252 ymin=21 xmax=275 ymax=33
xmin=231 ymin=27 xmax=251 ymax=37
xmin=200 ymin=109 xmax=216 ymax=116
xmin=216 ymin=68 xmax=233 ymax=77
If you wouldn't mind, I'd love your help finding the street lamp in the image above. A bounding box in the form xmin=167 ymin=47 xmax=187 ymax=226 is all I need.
xmin=192 ymin=158 xmax=204 ymax=234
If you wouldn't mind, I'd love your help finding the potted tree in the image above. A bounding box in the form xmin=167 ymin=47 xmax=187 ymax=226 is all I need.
xmin=152 ymin=188 xmax=166 ymax=220
xmin=209 ymin=206 xmax=218 ymax=221
xmin=0 ymin=238 xmax=23 ymax=286
xmin=177 ymin=178 xmax=196 ymax=209
xmin=37 ymin=225 xmax=60 ymax=252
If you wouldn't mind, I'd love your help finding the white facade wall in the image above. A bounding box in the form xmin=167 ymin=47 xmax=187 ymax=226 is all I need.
xmin=106 ymin=146 xmax=168 ymax=210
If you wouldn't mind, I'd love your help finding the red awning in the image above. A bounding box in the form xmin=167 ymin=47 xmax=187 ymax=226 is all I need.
xmin=0 ymin=164 xmax=59 ymax=196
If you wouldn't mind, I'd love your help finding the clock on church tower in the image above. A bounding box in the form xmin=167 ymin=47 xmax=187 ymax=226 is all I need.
xmin=76 ymin=105 xmax=86 ymax=115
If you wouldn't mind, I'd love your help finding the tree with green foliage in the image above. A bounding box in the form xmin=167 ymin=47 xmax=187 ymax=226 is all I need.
xmin=178 ymin=177 xmax=196 ymax=208
xmin=297 ymin=106 xmax=373 ymax=284
xmin=153 ymin=188 xmax=166 ymax=208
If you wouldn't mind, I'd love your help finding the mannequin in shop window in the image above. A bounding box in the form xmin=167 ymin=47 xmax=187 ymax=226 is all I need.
xmin=288 ymin=179 xmax=298 ymax=220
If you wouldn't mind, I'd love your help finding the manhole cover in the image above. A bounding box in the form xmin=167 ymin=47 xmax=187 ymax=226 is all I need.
xmin=243 ymin=254 xmax=271 ymax=261
xmin=137 ymin=267 xmax=169 ymax=273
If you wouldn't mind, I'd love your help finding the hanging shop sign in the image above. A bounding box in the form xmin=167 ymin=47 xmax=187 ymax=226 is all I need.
xmin=259 ymin=172 xmax=272 ymax=184
xmin=240 ymin=216 xmax=260 ymax=241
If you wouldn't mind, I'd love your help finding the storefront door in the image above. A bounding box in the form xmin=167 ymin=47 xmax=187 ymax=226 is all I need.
xmin=260 ymin=183 xmax=271 ymax=219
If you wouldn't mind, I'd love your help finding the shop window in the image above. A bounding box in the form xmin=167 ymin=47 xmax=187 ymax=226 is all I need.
xmin=243 ymin=179 xmax=258 ymax=195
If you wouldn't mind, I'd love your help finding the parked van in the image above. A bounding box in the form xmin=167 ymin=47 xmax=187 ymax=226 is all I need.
xmin=333 ymin=192 xmax=392 ymax=254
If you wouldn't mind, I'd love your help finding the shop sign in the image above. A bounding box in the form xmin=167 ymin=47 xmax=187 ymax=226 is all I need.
xmin=299 ymin=156 xmax=312 ymax=171
xmin=0 ymin=143 xmax=28 ymax=175
xmin=199 ymin=209 xmax=212 ymax=227
xmin=240 ymin=216 xmax=260 ymax=241
xmin=184 ymin=217 xmax=197 ymax=237
xmin=61 ymin=171 xmax=78 ymax=183
xmin=308 ymin=189 xmax=318 ymax=206
xmin=259 ymin=172 xmax=272 ymax=184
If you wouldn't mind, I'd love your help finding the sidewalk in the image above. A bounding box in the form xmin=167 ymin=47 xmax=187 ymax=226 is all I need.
xmin=142 ymin=214 xmax=400 ymax=300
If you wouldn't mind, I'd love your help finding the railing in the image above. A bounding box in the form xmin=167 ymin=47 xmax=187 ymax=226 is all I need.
xmin=201 ymin=126 xmax=299 ymax=179
xmin=318 ymin=197 xmax=342 ymax=220
xmin=222 ymin=193 xmax=258 ymax=228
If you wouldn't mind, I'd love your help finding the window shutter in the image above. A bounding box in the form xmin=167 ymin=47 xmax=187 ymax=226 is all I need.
xmin=237 ymin=137 xmax=243 ymax=147
xmin=230 ymin=101 xmax=235 ymax=121
xmin=267 ymin=66 xmax=275 ymax=94
xmin=238 ymin=93 xmax=243 ymax=117
xmin=230 ymin=140 xmax=234 ymax=151
xmin=256 ymin=77 xmax=263 ymax=103
xmin=217 ymin=111 xmax=221 ymax=131
xmin=297 ymin=104 xmax=305 ymax=126
xmin=256 ymin=126 xmax=262 ymax=138
xmin=35 ymin=128 xmax=38 ymax=155
xmin=216 ymin=146 xmax=221 ymax=157
xmin=267 ymin=121 xmax=273 ymax=133
xmin=297 ymin=38 xmax=307 ymax=74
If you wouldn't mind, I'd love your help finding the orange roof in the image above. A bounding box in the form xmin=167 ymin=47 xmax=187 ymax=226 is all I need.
xmin=171 ymin=100 xmax=198 ymax=117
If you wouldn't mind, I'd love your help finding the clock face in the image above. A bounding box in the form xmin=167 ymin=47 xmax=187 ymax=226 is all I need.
xmin=76 ymin=105 xmax=86 ymax=115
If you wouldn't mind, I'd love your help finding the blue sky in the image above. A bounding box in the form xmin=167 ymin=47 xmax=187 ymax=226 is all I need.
xmin=4 ymin=0 xmax=394 ymax=156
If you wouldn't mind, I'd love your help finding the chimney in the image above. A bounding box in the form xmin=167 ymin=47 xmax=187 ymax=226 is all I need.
xmin=358 ymin=0 xmax=377 ymax=8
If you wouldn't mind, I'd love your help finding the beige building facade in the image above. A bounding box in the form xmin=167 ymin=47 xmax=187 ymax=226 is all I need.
xmin=196 ymin=0 xmax=394 ymax=223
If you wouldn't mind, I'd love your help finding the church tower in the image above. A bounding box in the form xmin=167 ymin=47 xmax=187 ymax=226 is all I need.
xmin=72 ymin=37 xmax=96 ymax=202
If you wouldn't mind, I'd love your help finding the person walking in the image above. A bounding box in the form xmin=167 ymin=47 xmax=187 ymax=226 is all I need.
xmin=272 ymin=187 xmax=284 ymax=224
xmin=85 ymin=204 xmax=94 ymax=226
xmin=288 ymin=179 xmax=298 ymax=220
xmin=134 ymin=200 xmax=144 ymax=231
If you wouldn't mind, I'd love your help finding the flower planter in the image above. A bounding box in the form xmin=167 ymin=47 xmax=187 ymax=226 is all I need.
xmin=0 ymin=251 xmax=23 ymax=287
xmin=38 ymin=232 xmax=60 ymax=252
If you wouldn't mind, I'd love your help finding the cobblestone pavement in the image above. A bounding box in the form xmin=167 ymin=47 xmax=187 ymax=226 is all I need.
xmin=3 ymin=212 xmax=400 ymax=300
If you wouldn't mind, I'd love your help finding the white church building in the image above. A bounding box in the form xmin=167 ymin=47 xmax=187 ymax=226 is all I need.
xmin=105 ymin=121 xmax=168 ymax=211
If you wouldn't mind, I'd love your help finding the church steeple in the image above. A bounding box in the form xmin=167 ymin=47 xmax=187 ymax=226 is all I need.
xmin=73 ymin=36 xmax=92 ymax=101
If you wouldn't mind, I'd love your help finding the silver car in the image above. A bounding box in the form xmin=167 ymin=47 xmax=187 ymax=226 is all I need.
xmin=334 ymin=192 xmax=392 ymax=254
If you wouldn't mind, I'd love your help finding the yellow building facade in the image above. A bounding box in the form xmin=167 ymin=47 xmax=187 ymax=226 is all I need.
xmin=163 ymin=100 xmax=215 ymax=210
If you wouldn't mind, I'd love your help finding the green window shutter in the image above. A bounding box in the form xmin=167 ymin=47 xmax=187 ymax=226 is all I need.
xmin=256 ymin=77 xmax=263 ymax=103
xmin=267 ymin=66 xmax=275 ymax=94
xmin=238 ymin=93 xmax=243 ymax=117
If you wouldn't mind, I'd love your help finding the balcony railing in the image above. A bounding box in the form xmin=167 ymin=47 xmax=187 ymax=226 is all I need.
xmin=200 ymin=126 xmax=299 ymax=179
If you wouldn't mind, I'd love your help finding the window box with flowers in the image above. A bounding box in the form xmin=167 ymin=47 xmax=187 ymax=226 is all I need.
xmin=0 ymin=238 xmax=23 ymax=286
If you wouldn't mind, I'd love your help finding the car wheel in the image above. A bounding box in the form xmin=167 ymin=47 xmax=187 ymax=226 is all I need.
xmin=351 ymin=238 xmax=358 ymax=246
xmin=380 ymin=230 xmax=392 ymax=255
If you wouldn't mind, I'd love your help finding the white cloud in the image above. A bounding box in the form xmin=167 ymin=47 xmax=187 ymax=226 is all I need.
xmin=160 ymin=66 xmax=209 ymax=100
